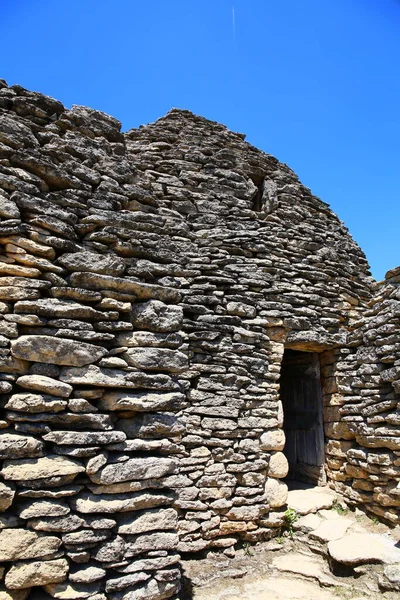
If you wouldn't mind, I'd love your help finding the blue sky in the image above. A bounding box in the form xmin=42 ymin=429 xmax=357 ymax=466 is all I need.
xmin=1 ymin=0 xmax=399 ymax=280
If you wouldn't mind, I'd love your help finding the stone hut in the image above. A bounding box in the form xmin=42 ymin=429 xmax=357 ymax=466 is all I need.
xmin=0 ymin=81 xmax=399 ymax=599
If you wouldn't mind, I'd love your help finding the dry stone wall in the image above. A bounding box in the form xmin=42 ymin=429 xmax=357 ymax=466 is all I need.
xmin=324 ymin=267 xmax=400 ymax=524
xmin=0 ymin=80 xmax=398 ymax=600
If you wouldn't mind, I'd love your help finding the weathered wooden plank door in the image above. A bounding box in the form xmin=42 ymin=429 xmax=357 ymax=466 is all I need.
xmin=280 ymin=350 xmax=326 ymax=485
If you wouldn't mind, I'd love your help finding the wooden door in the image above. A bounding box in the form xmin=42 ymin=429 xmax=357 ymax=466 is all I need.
xmin=280 ymin=351 xmax=326 ymax=485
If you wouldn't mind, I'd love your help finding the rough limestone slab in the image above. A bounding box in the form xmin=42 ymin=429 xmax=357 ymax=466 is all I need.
xmin=264 ymin=478 xmax=288 ymax=508
xmin=13 ymin=298 xmax=115 ymax=321
xmin=5 ymin=393 xmax=67 ymax=413
xmin=57 ymin=251 xmax=125 ymax=276
xmin=0 ymin=433 xmax=43 ymax=459
xmin=89 ymin=457 xmax=176 ymax=485
xmin=272 ymin=553 xmax=336 ymax=586
xmin=118 ymin=508 xmax=178 ymax=535
xmin=0 ymin=529 xmax=61 ymax=561
xmin=69 ymin=271 xmax=181 ymax=302
xmin=130 ymin=300 xmax=183 ymax=332
xmin=70 ymin=491 xmax=173 ymax=514
xmin=17 ymin=499 xmax=70 ymax=519
xmin=16 ymin=375 xmax=72 ymax=397
xmin=124 ymin=531 xmax=179 ymax=557
xmin=1 ymin=455 xmax=85 ymax=482
xmin=98 ymin=390 xmax=184 ymax=412
xmin=310 ymin=517 xmax=354 ymax=542
xmin=11 ymin=335 xmax=107 ymax=366
xmin=5 ymin=558 xmax=68 ymax=589
xmin=59 ymin=365 xmax=177 ymax=390
xmin=43 ymin=431 xmax=126 ymax=445
xmin=68 ymin=565 xmax=106 ymax=583
xmin=44 ymin=580 xmax=101 ymax=599
xmin=0 ymin=481 xmax=15 ymax=512
xmin=123 ymin=347 xmax=188 ymax=372
xmin=287 ymin=488 xmax=336 ymax=515
xmin=328 ymin=533 xmax=400 ymax=565
xmin=293 ymin=513 xmax=323 ymax=532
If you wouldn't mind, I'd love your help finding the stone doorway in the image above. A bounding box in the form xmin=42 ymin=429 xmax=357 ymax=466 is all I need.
xmin=280 ymin=349 xmax=326 ymax=486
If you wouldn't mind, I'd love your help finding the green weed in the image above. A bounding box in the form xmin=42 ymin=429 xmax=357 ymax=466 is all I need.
xmin=332 ymin=499 xmax=349 ymax=516
xmin=242 ymin=541 xmax=254 ymax=557
xmin=283 ymin=508 xmax=298 ymax=538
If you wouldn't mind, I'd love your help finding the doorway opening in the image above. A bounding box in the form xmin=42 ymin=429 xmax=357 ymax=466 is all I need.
xmin=280 ymin=349 xmax=326 ymax=486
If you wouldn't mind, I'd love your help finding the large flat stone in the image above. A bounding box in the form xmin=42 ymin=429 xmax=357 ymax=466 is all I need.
xmin=59 ymin=365 xmax=177 ymax=390
xmin=43 ymin=431 xmax=126 ymax=445
xmin=123 ymin=347 xmax=188 ymax=373
xmin=16 ymin=375 xmax=72 ymax=397
xmin=58 ymin=251 xmax=125 ymax=276
xmin=5 ymin=393 xmax=67 ymax=413
xmin=44 ymin=581 xmax=101 ymax=599
xmin=11 ymin=335 xmax=107 ymax=366
xmin=310 ymin=517 xmax=354 ymax=542
xmin=5 ymin=559 xmax=68 ymax=589
xmin=287 ymin=487 xmax=336 ymax=515
xmin=130 ymin=300 xmax=183 ymax=332
xmin=98 ymin=391 xmax=184 ymax=412
xmin=117 ymin=413 xmax=185 ymax=439
xmin=0 ymin=433 xmax=43 ymax=459
xmin=328 ymin=533 xmax=400 ymax=566
xmin=1 ymin=455 xmax=85 ymax=482
xmin=117 ymin=508 xmax=178 ymax=535
xmin=14 ymin=298 xmax=116 ymax=321
xmin=70 ymin=491 xmax=173 ymax=514
xmin=124 ymin=531 xmax=179 ymax=557
xmin=272 ymin=553 xmax=335 ymax=586
xmin=0 ymin=529 xmax=61 ymax=561
xmin=89 ymin=457 xmax=176 ymax=485
xmin=69 ymin=272 xmax=181 ymax=303
xmin=17 ymin=499 xmax=70 ymax=519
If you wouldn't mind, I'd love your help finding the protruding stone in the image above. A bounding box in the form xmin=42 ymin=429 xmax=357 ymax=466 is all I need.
xmin=5 ymin=393 xmax=67 ymax=413
xmin=44 ymin=581 xmax=101 ymax=599
xmin=11 ymin=336 xmax=107 ymax=366
xmin=118 ymin=508 xmax=178 ymax=535
xmin=0 ymin=433 xmax=43 ymax=459
xmin=130 ymin=300 xmax=183 ymax=332
xmin=43 ymin=431 xmax=126 ymax=445
xmin=89 ymin=457 xmax=176 ymax=484
xmin=260 ymin=429 xmax=285 ymax=451
xmin=264 ymin=478 xmax=288 ymax=508
xmin=5 ymin=559 xmax=69 ymax=589
xmin=98 ymin=391 xmax=184 ymax=412
xmin=268 ymin=452 xmax=289 ymax=479
xmin=287 ymin=488 xmax=336 ymax=515
xmin=328 ymin=533 xmax=400 ymax=565
xmin=0 ymin=529 xmax=61 ymax=561
xmin=123 ymin=347 xmax=188 ymax=373
xmin=70 ymin=491 xmax=173 ymax=514
xmin=57 ymin=252 xmax=125 ymax=276
xmin=1 ymin=455 xmax=85 ymax=482
xmin=16 ymin=375 xmax=72 ymax=398
xmin=0 ymin=482 xmax=15 ymax=512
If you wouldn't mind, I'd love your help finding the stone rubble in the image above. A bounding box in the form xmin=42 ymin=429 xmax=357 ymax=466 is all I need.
xmin=0 ymin=80 xmax=398 ymax=599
